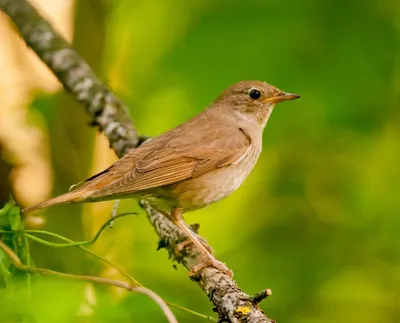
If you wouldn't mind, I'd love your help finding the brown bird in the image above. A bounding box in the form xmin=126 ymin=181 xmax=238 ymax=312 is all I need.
xmin=23 ymin=80 xmax=300 ymax=275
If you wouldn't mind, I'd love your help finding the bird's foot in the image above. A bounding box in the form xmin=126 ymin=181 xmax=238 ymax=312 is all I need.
xmin=174 ymin=238 xmax=213 ymax=257
xmin=189 ymin=258 xmax=233 ymax=278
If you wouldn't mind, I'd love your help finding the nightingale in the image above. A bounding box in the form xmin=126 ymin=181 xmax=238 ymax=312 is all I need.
xmin=23 ymin=80 xmax=300 ymax=276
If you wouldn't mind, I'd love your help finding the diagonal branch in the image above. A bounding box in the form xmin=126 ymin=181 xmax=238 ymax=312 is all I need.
xmin=0 ymin=1 xmax=274 ymax=322
xmin=143 ymin=201 xmax=273 ymax=322
xmin=0 ymin=0 xmax=138 ymax=158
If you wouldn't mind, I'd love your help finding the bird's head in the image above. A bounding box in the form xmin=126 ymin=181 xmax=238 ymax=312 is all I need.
xmin=214 ymin=80 xmax=300 ymax=127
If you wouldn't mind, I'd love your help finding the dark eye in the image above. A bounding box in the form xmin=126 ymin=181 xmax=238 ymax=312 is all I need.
xmin=249 ymin=89 xmax=261 ymax=100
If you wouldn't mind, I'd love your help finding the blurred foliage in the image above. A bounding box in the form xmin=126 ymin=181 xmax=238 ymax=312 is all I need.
xmin=1 ymin=0 xmax=399 ymax=322
xmin=0 ymin=198 xmax=31 ymax=294
xmin=30 ymin=0 xmax=108 ymax=275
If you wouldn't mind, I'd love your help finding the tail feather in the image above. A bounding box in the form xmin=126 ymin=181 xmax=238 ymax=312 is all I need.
xmin=23 ymin=162 xmax=116 ymax=213
xmin=22 ymin=190 xmax=90 ymax=213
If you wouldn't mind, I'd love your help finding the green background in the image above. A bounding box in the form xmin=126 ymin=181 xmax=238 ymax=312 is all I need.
xmin=1 ymin=0 xmax=399 ymax=322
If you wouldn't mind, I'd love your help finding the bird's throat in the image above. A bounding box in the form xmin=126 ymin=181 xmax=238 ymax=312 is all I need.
xmin=258 ymin=106 xmax=274 ymax=128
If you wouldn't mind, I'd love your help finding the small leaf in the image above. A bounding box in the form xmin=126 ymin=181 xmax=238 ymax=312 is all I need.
xmin=0 ymin=204 xmax=12 ymax=228
xmin=0 ymin=197 xmax=21 ymax=230
xmin=0 ymin=199 xmax=13 ymax=222
xmin=8 ymin=206 xmax=21 ymax=231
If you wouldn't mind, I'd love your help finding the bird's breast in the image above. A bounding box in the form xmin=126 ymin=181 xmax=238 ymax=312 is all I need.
xmin=165 ymin=142 xmax=262 ymax=211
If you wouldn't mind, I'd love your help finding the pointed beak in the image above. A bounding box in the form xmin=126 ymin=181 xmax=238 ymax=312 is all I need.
xmin=264 ymin=92 xmax=301 ymax=104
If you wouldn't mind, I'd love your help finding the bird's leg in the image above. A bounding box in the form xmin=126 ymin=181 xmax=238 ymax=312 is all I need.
xmin=170 ymin=208 xmax=232 ymax=278
xmin=175 ymin=221 xmax=213 ymax=255
xmin=175 ymin=238 xmax=213 ymax=255
xmin=150 ymin=206 xmax=212 ymax=254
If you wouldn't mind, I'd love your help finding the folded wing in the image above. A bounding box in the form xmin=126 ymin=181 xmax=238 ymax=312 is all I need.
xmin=88 ymin=125 xmax=252 ymax=198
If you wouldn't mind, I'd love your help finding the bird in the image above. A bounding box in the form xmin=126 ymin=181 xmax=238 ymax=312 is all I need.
xmin=23 ymin=80 xmax=300 ymax=276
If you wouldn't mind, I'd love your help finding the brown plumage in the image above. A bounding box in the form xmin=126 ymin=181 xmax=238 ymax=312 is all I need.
xmin=24 ymin=80 xmax=300 ymax=275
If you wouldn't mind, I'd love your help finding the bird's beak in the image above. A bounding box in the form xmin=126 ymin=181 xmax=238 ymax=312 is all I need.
xmin=264 ymin=92 xmax=301 ymax=104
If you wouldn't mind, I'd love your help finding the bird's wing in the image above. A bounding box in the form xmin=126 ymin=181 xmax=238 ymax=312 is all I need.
xmin=86 ymin=125 xmax=252 ymax=198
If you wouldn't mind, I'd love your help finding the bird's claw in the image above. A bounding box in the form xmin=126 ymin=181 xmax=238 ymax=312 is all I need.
xmin=189 ymin=259 xmax=233 ymax=278
xmin=174 ymin=238 xmax=213 ymax=257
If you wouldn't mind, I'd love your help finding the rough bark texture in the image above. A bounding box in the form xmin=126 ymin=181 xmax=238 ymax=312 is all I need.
xmin=0 ymin=0 xmax=138 ymax=157
xmin=142 ymin=201 xmax=273 ymax=322
xmin=0 ymin=0 xmax=274 ymax=322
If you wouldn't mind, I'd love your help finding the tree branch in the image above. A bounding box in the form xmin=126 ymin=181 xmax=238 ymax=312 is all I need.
xmin=0 ymin=1 xmax=274 ymax=321
xmin=0 ymin=0 xmax=138 ymax=157
xmin=143 ymin=201 xmax=273 ymax=322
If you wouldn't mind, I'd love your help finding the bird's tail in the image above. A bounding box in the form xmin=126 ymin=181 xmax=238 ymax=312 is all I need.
xmin=23 ymin=163 xmax=115 ymax=213
xmin=22 ymin=189 xmax=91 ymax=213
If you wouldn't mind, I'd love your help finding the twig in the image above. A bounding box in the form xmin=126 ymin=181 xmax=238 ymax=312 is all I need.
xmin=165 ymin=301 xmax=218 ymax=322
xmin=0 ymin=240 xmax=178 ymax=323
xmin=0 ymin=1 xmax=274 ymax=321
xmin=250 ymin=289 xmax=272 ymax=305
xmin=134 ymin=287 xmax=179 ymax=323
xmin=1 ymin=213 xmax=141 ymax=286
xmin=1 ymin=222 xmax=219 ymax=322
xmin=8 ymin=212 xmax=138 ymax=248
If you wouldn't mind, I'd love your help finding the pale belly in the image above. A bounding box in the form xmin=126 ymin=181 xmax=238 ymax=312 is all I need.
xmin=145 ymin=147 xmax=261 ymax=212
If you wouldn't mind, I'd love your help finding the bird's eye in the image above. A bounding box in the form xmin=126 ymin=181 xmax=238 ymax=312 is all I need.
xmin=249 ymin=89 xmax=261 ymax=100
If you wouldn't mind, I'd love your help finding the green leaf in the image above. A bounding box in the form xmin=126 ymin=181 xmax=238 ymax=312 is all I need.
xmin=0 ymin=199 xmax=13 ymax=227
xmin=0 ymin=197 xmax=22 ymax=230
xmin=8 ymin=206 xmax=21 ymax=231
xmin=0 ymin=197 xmax=23 ymax=285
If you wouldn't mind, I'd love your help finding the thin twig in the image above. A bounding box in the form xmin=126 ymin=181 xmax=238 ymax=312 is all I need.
xmin=165 ymin=301 xmax=218 ymax=322
xmin=0 ymin=240 xmax=177 ymax=323
xmin=9 ymin=212 xmax=138 ymax=248
xmin=0 ymin=212 xmax=141 ymax=285
xmin=249 ymin=289 xmax=272 ymax=305
xmin=134 ymin=287 xmax=180 ymax=323
xmin=1 ymin=220 xmax=219 ymax=322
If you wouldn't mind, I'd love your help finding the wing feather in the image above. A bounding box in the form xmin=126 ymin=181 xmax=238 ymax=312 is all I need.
xmin=86 ymin=124 xmax=252 ymax=198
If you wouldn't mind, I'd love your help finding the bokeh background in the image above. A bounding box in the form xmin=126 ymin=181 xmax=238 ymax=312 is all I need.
xmin=0 ymin=0 xmax=399 ymax=322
